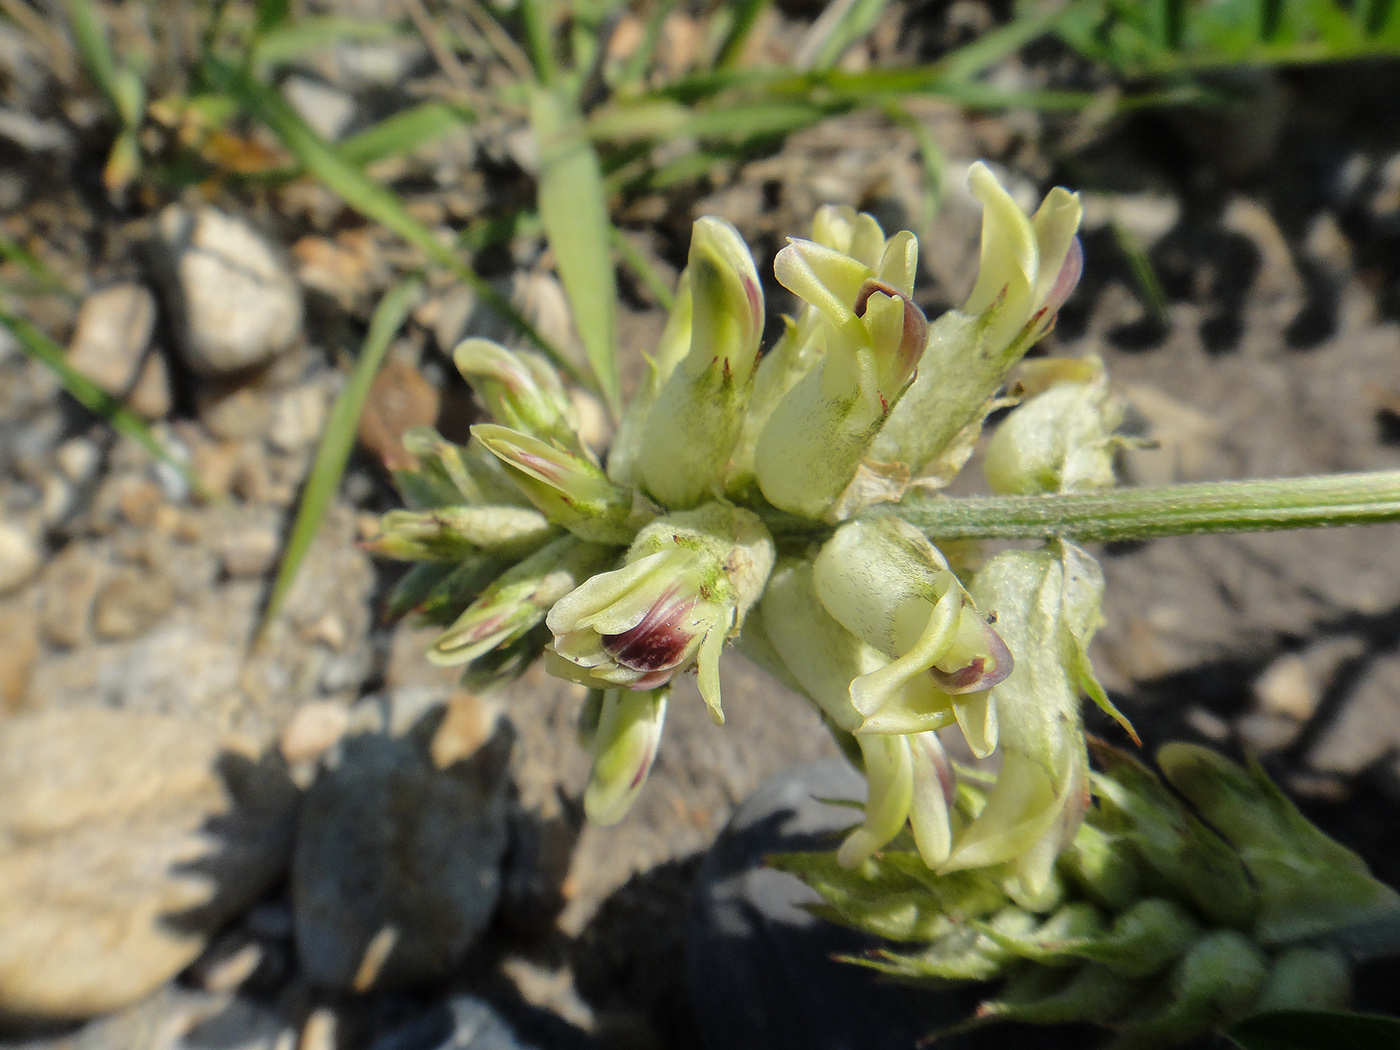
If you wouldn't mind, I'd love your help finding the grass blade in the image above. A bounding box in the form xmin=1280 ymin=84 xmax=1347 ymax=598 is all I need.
xmin=1110 ymin=217 xmax=1169 ymax=325
xmin=794 ymin=0 xmax=892 ymax=71
xmin=0 ymin=308 xmax=209 ymax=499
xmin=940 ymin=1 xmax=1092 ymax=82
xmin=252 ymin=16 xmax=406 ymax=68
xmin=206 ymin=56 xmax=582 ymax=386
xmin=611 ymin=227 xmax=674 ymax=310
xmin=0 ymin=231 xmax=80 ymax=300
xmin=714 ymin=0 xmax=771 ymax=69
xmin=615 ymin=0 xmax=677 ymax=87
xmin=62 ymin=0 xmax=119 ymax=108
xmin=338 ymin=100 xmax=475 ymax=167
xmin=530 ymin=84 xmax=621 ymax=417
xmin=259 ymin=277 xmax=419 ymax=635
xmin=886 ymin=101 xmax=947 ymax=225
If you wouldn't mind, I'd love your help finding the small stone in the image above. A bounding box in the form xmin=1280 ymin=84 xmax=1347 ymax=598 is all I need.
xmin=1236 ymin=712 xmax=1301 ymax=754
xmin=54 ymin=436 xmax=101 ymax=483
xmin=357 ymin=358 xmax=440 ymax=469
xmin=1184 ymin=705 xmax=1232 ymax=743
xmin=280 ymin=700 xmax=351 ymax=766
xmin=268 ymin=381 xmax=329 ymax=454
xmin=187 ymin=935 xmax=264 ymax=994
xmin=0 ymin=605 xmax=38 ymax=710
xmin=199 ymin=383 xmax=277 ymax=441
xmin=0 ymin=710 xmax=297 ymax=1018
xmin=156 ymin=205 xmax=304 ymax=376
xmin=92 ymin=567 xmax=178 ymax=640
xmin=430 ymin=693 xmax=501 ymax=770
xmin=219 ymin=523 xmax=281 ymax=578
xmin=0 ymin=521 xmax=40 ymax=595
xmin=127 ymin=352 xmax=173 ymax=420
xmin=292 ymin=707 xmax=512 ymax=990
xmin=1252 ymin=653 xmax=1318 ymax=722
xmin=300 ymin=1007 xmax=338 ymax=1050
xmin=39 ymin=473 xmax=74 ymax=524
xmin=282 ymin=75 xmax=355 ymax=141
xmin=38 ymin=543 xmax=106 ymax=648
xmin=65 ymin=282 xmax=158 ymax=401
xmin=292 ymin=230 xmax=380 ymax=309
xmin=117 ymin=475 xmax=166 ymax=528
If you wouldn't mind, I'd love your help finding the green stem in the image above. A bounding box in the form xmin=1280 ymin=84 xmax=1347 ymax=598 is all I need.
xmin=885 ymin=472 xmax=1400 ymax=542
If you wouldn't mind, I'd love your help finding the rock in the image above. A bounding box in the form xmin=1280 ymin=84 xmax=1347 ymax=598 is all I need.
xmin=280 ymin=699 xmax=351 ymax=765
xmin=92 ymin=566 xmax=178 ymax=640
xmin=357 ymin=358 xmax=440 ymax=469
xmin=0 ymin=603 xmax=38 ymax=710
xmin=32 ymin=982 xmax=290 ymax=1050
xmin=1309 ymin=650 xmax=1400 ymax=779
xmin=1236 ymin=712 xmax=1301 ymax=754
xmin=28 ymin=505 xmax=373 ymax=737
xmin=371 ymin=995 xmax=597 ymax=1050
xmin=218 ymin=521 xmax=281 ymax=579
xmin=37 ymin=542 xmax=106 ymax=648
xmin=156 ymin=205 xmax=303 ymax=376
xmin=199 ymin=383 xmax=276 ymax=441
xmin=54 ymin=435 xmax=100 ymax=483
xmin=268 ymin=380 xmax=329 ymax=454
xmin=292 ymin=700 xmax=513 ymax=990
xmin=300 ymin=1006 xmax=338 ymax=1050
xmin=685 ymin=760 xmax=937 ymax=1050
xmin=0 ymin=520 xmax=40 ymax=594
xmin=0 ymin=709 xmax=298 ymax=1019
xmin=65 ymin=282 xmax=158 ymax=399
xmin=282 ymin=75 xmax=355 ymax=141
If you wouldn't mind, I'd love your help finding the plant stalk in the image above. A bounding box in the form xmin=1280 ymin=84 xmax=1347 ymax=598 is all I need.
xmin=884 ymin=472 xmax=1400 ymax=542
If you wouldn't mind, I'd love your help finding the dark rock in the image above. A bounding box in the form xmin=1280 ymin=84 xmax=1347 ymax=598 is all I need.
xmin=292 ymin=706 xmax=513 ymax=990
xmin=685 ymin=760 xmax=934 ymax=1050
xmin=371 ymin=994 xmax=596 ymax=1050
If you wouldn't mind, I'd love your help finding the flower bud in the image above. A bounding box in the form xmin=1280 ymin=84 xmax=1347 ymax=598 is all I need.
xmin=974 ymin=901 xmax=1107 ymax=967
xmin=1157 ymin=743 xmax=1400 ymax=944
xmin=453 ymin=339 xmax=584 ymax=454
xmin=638 ymin=218 xmax=764 ymax=507
xmin=1252 ymin=946 xmax=1351 ymax=1013
xmin=608 ymin=271 xmax=693 ymax=488
xmin=868 ymin=165 xmax=1083 ymax=482
xmin=427 ymin=536 xmax=615 ymax=666
xmin=1091 ymin=742 xmax=1260 ymax=930
xmin=838 ymin=732 xmax=915 ymax=868
xmin=942 ymin=545 xmax=1098 ymax=895
xmin=812 ymin=517 xmax=1009 ymax=754
xmin=367 ymin=505 xmax=554 ymax=561
xmin=1123 ymin=931 xmax=1269 ymax=1046
xmin=584 ymin=687 xmax=668 ymax=825
xmin=1060 ymin=822 xmax=1143 ymax=913
xmin=395 ymin=428 xmax=530 ymax=509
xmin=473 ymin=423 xmax=646 ymax=544
xmin=976 ymin=963 xmax=1140 ymax=1027
xmin=545 ymin=503 xmax=773 ymax=723
xmin=754 ymin=233 xmax=928 ymax=519
xmin=1073 ymin=897 xmax=1202 ymax=980
xmin=755 ymin=558 xmax=877 ymax=734
xmin=907 ymin=730 xmax=957 ymax=867
xmin=811 ymin=204 xmax=887 ymax=267
xmin=984 ymin=357 xmax=1122 ymax=495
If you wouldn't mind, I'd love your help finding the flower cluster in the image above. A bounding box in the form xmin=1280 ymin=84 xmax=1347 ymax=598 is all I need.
xmin=374 ymin=162 xmax=1110 ymax=857
xmin=773 ymin=742 xmax=1399 ymax=1046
